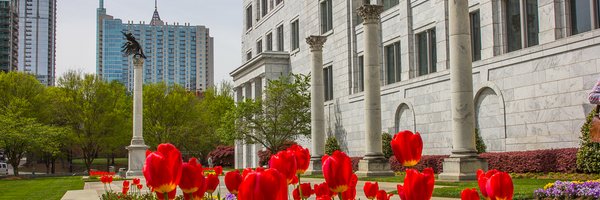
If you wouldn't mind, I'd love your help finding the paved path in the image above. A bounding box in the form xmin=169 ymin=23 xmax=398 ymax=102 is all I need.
xmin=63 ymin=176 xmax=459 ymax=200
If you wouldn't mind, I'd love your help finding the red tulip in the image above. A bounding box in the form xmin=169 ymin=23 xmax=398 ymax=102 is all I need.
xmin=376 ymin=190 xmax=394 ymax=200
xmin=317 ymin=196 xmax=332 ymax=200
xmin=123 ymin=180 xmax=130 ymax=188
xmin=322 ymin=151 xmax=353 ymax=193
xmin=179 ymin=158 xmax=205 ymax=194
xmin=476 ymin=169 xmax=499 ymax=198
xmin=242 ymin=167 xmax=254 ymax=178
xmin=132 ymin=178 xmax=141 ymax=185
xmin=486 ymin=172 xmax=513 ymax=200
xmin=143 ymin=143 xmax=183 ymax=197
xmin=363 ymin=182 xmax=379 ymax=199
xmin=461 ymin=188 xmax=480 ymax=200
xmin=288 ymin=145 xmax=311 ymax=174
xmin=397 ymin=168 xmax=434 ymax=200
xmin=192 ymin=181 xmax=207 ymax=200
xmin=238 ymin=168 xmax=288 ymax=200
xmin=205 ymin=174 xmax=220 ymax=194
xmin=314 ymin=182 xmax=334 ymax=198
xmin=391 ymin=130 xmax=423 ymax=167
xmin=269 ymin=150 xmax=298 ymax=184
xmin=122 ymin=186 xmax=129 ymax=195
xmin=293 ymin=183 xmax=314 ymax=200
xmin=100 ymin=175 xmax=113 ymax=184
xmin=136 ymin=184 xmax=143 ymax=190
xmin=214 ymin=166 xmax=223 ymax=176
xmin=157 ymin=190 xmax=176 ymax=200
xmin=225 ymin=170 xmax=243 ymax=194
xmin=341 ymin=174 xmax=358 ymax=200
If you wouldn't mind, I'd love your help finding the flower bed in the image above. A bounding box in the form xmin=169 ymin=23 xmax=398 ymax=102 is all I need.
xmin=534 ymin=180 xmax=600 ymax=199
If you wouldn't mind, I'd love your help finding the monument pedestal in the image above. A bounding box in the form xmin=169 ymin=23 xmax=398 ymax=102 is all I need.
xmin=356 ymin=157 xmax=394 ymax=177
xmin=304 ymin=157 xmax=323 ymax=176
xmin=126 ymin=141 xmax=148 ymax=177
xmin=438 ymin=155 xmax=487 ymax=181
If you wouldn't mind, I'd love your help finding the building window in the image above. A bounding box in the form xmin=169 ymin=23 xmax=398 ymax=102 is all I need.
xmin=277 ymin=25 xmax=284 ymax=51
xmin=384 ymin=41 xmax=401 ymax=84
xmin=323 ymin=65 xmax=333 ymax=101
xmin=357 ymin=56 xmax=364 ymax=92
xmin=597 ymin=0 xmax=600 ymax=28
xmin=320 ymin=0 xmax=333 ymax=33
xmin=246 ymin=51 xmax=252 ymax=61
xmin=470 ymin=10 xmax=482 ymax=61
xmin=291 ymin=19 xmax=300 ymax=50
xmin=266 ymin=33 xmax=273 ymax=51
xmin=383 ymin=0 xmax=399 ymax=10
xmin=246 ymin=6 xmax=253 ymax=30
xmin=275 ymin=0 xmax=283 ymax=5
xmin=417 ymin=29 xmax=436 ymax=76
xmin=261 ymin=0 xmax=268 ymax=17
xmin=570 ymin=0 xmax=592 ymax=35
xmin=257 ymin=40 xmax=263 ymax=54
xmin=505 ymin=0 xmax=538 ymax=52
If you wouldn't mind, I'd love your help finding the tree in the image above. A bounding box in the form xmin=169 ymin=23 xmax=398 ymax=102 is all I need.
xmin=56 ymin=71 xmax=130 ymax=171
xmin=194 ymin=82 xmax=235 ymax=158
xmin=220 ymin=74 xmax=311 ymax=153
xmin=0 ymin=72 xmax=48 ymax=175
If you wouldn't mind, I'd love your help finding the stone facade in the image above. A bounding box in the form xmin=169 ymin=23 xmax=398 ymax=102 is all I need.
xmin=232 ymin=0 xmax=600 ymax=168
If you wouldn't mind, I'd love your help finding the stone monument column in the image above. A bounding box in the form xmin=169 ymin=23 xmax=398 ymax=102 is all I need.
xmin=127 ymin=55 xmax=149 ymax=177
xmin=305 ymin=35 xmax=327 ymax=175
xmin=355 ymin=4 xmax=394 ymax=177
xmin=439 ymin=0 xmax=487 ymax=181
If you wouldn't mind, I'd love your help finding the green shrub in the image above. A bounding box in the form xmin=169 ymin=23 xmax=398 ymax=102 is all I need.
xmin=382 ymin=132 xmax=393 ymax=159
xmin=325 ymin=136 xmax=342 ymax=155
xmin=475 ymin=128 xmax=487 ymax=153
xmin=577 ymin=106 xmax=600 ymax=173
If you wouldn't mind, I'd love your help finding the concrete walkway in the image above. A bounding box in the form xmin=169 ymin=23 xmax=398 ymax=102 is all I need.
xmin=62 ymin=176 xmax=460 ymax=200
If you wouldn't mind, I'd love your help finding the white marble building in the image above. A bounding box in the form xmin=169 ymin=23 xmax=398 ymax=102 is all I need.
xmin=231 ymin=0 xmax=600 ymax=168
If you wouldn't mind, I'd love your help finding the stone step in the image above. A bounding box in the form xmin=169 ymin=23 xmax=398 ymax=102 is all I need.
xmin=61 ymin=189 xmax=100 ymax=200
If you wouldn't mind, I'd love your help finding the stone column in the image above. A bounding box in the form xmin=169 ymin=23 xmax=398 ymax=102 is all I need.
xmin=305 ymin=35 xmax=327 ymax=175
xmin=355 ymin=5 xmax=394 ymax=177
xmin=439 ymin=0 xmax=487 ymax=181
xmin=127 ymin=55 xmax=149 ymax=177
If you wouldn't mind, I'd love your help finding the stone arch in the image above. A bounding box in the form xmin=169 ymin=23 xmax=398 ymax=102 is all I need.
xmin=474 ymin=82 xmax=507 ymax=152
xmin=394 ymin=101 xmax=416 ymax=133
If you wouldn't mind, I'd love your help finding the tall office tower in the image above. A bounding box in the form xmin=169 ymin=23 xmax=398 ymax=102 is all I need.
xmin=0 ymin=0 xmax=19 ymax=72
xmin=96 ymin=0 xmax=214 ymax=92
xmin=17 ymin=0 xmax=57 ymax=86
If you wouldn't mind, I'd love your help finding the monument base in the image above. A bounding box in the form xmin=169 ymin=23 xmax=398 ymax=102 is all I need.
xmin=438 ymin=156 xmax=487 ymax=181
xmin=126 ymin=143 xmax=148 ymax=177
xmin=355 ymin=157 xmax=394 ymax=177
xmin=304 ymin=157 xmax=323 ymax=176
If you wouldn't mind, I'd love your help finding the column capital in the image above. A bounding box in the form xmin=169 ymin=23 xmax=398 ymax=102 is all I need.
xmin=357 ymin=5 xmax=384 ymax=23
xmin=133 ymin=56 xmax=144 ymax=68
xmin=306 ymin=35 xmax=328 ymax=51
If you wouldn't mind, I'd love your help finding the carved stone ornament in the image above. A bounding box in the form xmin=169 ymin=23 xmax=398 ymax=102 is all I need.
xmin=306 ymin=35 xmax=328 ymax=51
xmin=133 ymin=55 xmax=144 ymax=68
xmin=357 ymin=5 xmax=384 ymax=22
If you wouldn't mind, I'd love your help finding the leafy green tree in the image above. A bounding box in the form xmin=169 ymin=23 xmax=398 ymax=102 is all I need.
xmin=382 ymin=132 xmax=393 ymax=159
xmin=577 ymin=107 xmax=600 ymax=173
xmin=56 ymin=71 xmax=130 ymax=171
xmin=194 ymin=82 xmax=235 ymax=158
xmin=325 ymin=136 xmax=342 ymax=155
xmin=0 ymin=72 xmax=49 ymax=175
xmin=220 ymin=74 xmax=311 ymax=153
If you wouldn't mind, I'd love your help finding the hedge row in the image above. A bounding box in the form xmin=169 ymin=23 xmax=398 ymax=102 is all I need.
xmin=384 ymin=148 xmax=578 ymax=173
xmin=207 ymin=145 xmax=234 ymax=167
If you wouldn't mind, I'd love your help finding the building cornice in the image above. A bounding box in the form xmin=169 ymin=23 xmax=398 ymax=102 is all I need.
xmin=230 ymin=51 xmax=290 ymax=78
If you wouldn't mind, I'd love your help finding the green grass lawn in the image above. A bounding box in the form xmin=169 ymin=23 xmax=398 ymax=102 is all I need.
xmin=72 ymin=158 xmax=128 ymax=165
xmin=0 ymin=176 xmax=84 ymax=200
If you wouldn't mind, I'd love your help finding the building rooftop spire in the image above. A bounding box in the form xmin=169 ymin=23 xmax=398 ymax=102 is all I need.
xmin=150 ymin=0 xmax=163 ymax=26
xmin=99 ymin=0 xmax=104 ymax=9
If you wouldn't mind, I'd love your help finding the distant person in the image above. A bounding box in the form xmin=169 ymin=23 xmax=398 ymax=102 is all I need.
xmin=590 ymin=80 xmax=600 ymax=104
xmin=207 ymin=157 xmax=213 ymax=168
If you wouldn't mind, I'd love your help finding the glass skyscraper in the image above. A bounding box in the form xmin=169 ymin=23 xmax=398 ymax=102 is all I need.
xmin=18 ymin=0 xmax=57 ymax=86
xmin=0 ymin=0 xmax=19 ymax=72
xmin=96 ymin=0 xmax=214 ymax=92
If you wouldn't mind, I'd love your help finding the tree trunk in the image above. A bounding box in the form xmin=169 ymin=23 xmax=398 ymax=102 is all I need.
xmin=44 ymin=154 xmax=51 ymax=174
xmin=111 ymin=152 xmax=115 ymax=166
xmin=67 ymin=150 xmax=73 ymax=173
xmin=106 ymin=156 xmax=110 ymax=172
xmin=51 ymin=157 xmax=56 ymax=174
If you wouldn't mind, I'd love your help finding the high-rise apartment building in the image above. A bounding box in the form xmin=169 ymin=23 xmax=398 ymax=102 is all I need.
xmin=17 ymin=0 xmax=57 ymax=86
xmin=96 ymin=0 xmax=214 ymax=92
xmin=0 ymin=0 xmax=19 ymax=72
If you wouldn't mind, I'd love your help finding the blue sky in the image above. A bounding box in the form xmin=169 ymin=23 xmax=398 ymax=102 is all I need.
xmin=56 ymin=0 xmax=242 ymax=83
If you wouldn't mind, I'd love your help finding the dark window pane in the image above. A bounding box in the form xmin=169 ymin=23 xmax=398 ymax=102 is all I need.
xmin=394 ymin=42 xmax=401 ymax=82
xmin=323 ymin=66 xmax=333 ymax=101
xmin=327 ymin=0 xmax=333 ymax=31
xmin=266 ymin=33 xmax=273 ymax=51
xmin=291 ymin=20 xmax=299 ymax=50
xmin=321 ymin=1 xmax=327 ymax=33
xmin=526 ymin=0 xmax=539 ymax=47
xmin=383 ymin=0 xmax=399 ymax=10
xmin=246 ymin=6 xmax=253 ymax=30
xmin=358 ymin=56 xmax=364 ymax=92
xmin=597 ymin=0 xmax=600 ymax=28
xmin=470 ymin=11 xmax=482 ymax=61
xmin=506 ymin=0 xmax=522 ymax=52
xmin=257 ymin=40 xmax=262 ymax=53
xmin=323 ymin=67 xmax=328 ymax=100
xmin=328 ymin=66 xmax=333 ymax=100
xmin=571 ymin=0 xmax=592 ymax=35
xmin=417 ymin=32 xmax=428 ymax=76
xmin=385 ymin=45 xmax=395 ymax=84
xmin=261 ymin=0 xmax=268 ymax=16
xmin=277 ymin=25 xmax=284 ymax=51
xmin=429 ymin=29 xmax=437 ymax=73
